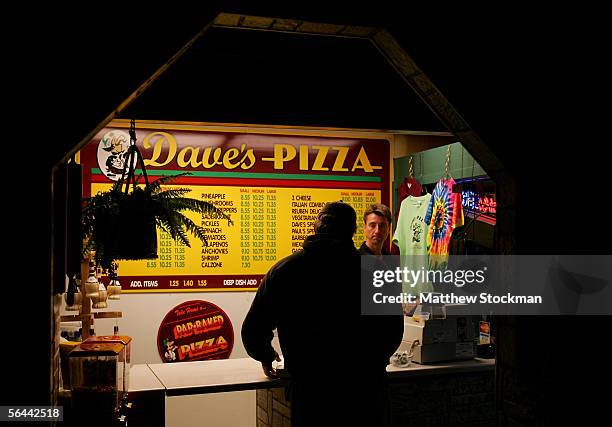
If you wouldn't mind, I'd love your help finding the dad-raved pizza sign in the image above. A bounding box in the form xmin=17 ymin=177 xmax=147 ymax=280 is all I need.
xmin=157 ymin=300 xmax=234 ymax=362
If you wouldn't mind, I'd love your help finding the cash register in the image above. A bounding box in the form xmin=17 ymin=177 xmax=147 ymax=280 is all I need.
xmin=398 ymin=304 xmax=476 ymax=364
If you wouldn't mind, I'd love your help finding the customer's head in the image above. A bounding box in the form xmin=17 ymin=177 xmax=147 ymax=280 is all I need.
xmin=314 ymin=201 xmax=357 ymax=238
xmin=363 ymin=203 xmax=392 ymax=254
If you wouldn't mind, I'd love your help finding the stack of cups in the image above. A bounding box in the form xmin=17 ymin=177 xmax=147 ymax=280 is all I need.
xmin=107 ymin=279 xmax=121 ymax=300
xmin=64 ymin=291 xmax=82 ymax=311
xmin=84 ymin=258 xmax=99 ymax=299
xmin=107 ymin=261 xmax=121 ymax=300
xmin=92 ymin=282 xmax=108 ymax=309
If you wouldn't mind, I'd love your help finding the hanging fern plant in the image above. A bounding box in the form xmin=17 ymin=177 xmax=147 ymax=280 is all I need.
xmin=81 ymin=120 xmax=232 ymax=270
xmin=82 ymin=172 xmax=233 ymax=270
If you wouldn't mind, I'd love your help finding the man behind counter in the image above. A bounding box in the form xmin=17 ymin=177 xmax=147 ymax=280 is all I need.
xmin=359 ymin=203 xmax=418 ymax=316
xmin=242 ymin=201 xmax=403 ymax=426
xmin=359 ymin=203 xmax=393 ymax=257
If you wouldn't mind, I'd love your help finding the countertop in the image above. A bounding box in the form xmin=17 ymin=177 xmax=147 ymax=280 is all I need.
xmin=386 ymin=357 xmax=495 ymax=379
xmin=146 ymin=357 xmax=283 ymax=396
xmin=128 ymin=364 xmax=165 ymax=396
xmin=129 ymin=357 xmax=495 ymax=396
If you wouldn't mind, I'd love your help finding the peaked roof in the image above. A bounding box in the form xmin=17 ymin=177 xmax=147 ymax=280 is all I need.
xmin=121 ymin=25 xmax=446 ymax=132
xmin=60 ymin=12 xmax=504 ymax=176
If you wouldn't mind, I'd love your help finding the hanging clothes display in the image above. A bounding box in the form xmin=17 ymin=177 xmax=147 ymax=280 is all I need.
xmin=394 ymin=155 xmax=424 ymax=225
xmin=399 ymin=176 xmax=424 ymax=202
xmin=394 ymin=194 xmax=431 ymax=257
xmin=394 ymin=176 xmax=424 ymax=224
xmin=424 ymin=177 xmax=464 ymax=269
xmin=392 ymin=155 xmax=424 ymax=255
xmin=393 ymin=193 xmax=433 ymax=294
xmin=392 ymin=176 xmax=424 ymax=255
xmin=395 ymin=176 xmax=425 ymax=217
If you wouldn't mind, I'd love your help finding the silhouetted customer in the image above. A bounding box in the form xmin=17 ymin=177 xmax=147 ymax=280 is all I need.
xmin=242 ymin=201 xmax=403 ymax=426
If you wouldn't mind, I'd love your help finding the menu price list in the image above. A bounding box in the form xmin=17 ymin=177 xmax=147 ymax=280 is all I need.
xmin=201 ymin=191 xmax=236 ymax=271
xmin=121 ymin=274 xmax=263 ymax=291
xmin=96 ymin=182 xmax=381 ymax=289
xmin=337 ymin=190 xmax=377 ymax=249
xmin=290 ymin=190 xmax=380 ymax=252
xmin=290 ymin=194 xmax=326 ymax=253
xmin=239 ymin=188 xmax=279 ymax=268
xmin=146 ymin=231 xmax=186 ymax=270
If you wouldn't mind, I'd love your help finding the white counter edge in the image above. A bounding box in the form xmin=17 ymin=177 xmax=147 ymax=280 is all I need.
xmin=130 ymin=357 xmax=495 ymax=395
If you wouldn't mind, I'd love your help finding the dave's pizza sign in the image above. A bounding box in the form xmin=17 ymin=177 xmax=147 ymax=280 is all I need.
xmin=157 ymin=300 xmax=234 ymax=362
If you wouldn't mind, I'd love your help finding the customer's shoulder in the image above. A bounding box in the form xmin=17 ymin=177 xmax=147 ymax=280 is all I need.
xmin=267 ymin=249 xmax=308 ymax=273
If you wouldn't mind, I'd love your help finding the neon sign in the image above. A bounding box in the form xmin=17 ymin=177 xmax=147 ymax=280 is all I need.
xmin=462 ymin=190 xmax=496 ymax=217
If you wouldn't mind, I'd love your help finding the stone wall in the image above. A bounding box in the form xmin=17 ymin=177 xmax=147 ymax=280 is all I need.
xmin=496 ymin=316 xmax=611 ymax=426
xmin=52 ymin=293 xmax=63 ymax=405
xmin=256 ymin=370 xmax=495 ymax=427
xmin=256 ymin=387 xmax=291 ymax=427
xmin=389 ymin=371 xmax=495 ymax=427
xmin=51 ymin=294 xmax=63 ymax=427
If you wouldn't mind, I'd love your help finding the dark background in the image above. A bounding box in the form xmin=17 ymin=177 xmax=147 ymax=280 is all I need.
xmin=8 ymin=2 xmax=610 ymax=417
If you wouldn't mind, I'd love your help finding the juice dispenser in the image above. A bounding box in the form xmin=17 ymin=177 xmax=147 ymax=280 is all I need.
xmin=84 ymin=335 xmax=132 ymax=396
xmin=68 ymin=341 xmax=126 ymax=424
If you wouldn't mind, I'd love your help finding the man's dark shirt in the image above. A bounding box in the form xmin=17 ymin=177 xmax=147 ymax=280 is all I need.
xmin=359 ymin=241 xmax=404 ymax=316
xmin=358 ymin=241 xmax=389 ymax=256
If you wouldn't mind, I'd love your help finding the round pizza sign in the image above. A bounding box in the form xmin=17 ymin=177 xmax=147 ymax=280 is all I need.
xmin=157 ymin=300 xmax=234 ymax=363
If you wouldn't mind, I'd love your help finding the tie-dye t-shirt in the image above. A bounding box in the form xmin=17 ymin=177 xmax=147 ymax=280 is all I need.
xmin=424 ymin=178 xmax=464 ymax=269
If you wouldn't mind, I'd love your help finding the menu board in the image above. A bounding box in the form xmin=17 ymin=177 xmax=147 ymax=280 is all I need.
xmin=81 ymin=121 xmax=391 ymax=292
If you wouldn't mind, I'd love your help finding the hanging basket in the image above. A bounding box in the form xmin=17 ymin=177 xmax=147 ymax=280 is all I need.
xmin=103 ymin=122 xmax=158 ymax=264
xmin=111 ymin=185 xmax=158 ymax=261
xmin=83 ymin=120 xmax=235 ymax=270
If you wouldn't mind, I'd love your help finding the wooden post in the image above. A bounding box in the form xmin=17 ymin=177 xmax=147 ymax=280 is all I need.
xmin=80 ymin=257 xmax=92 ymax=340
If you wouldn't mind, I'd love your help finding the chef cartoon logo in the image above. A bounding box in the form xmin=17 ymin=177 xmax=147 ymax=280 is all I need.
xmin=97 ymin=130 xmax=133 ymax=181
xmin=163 ymin=338 xmax=177 ymax=362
